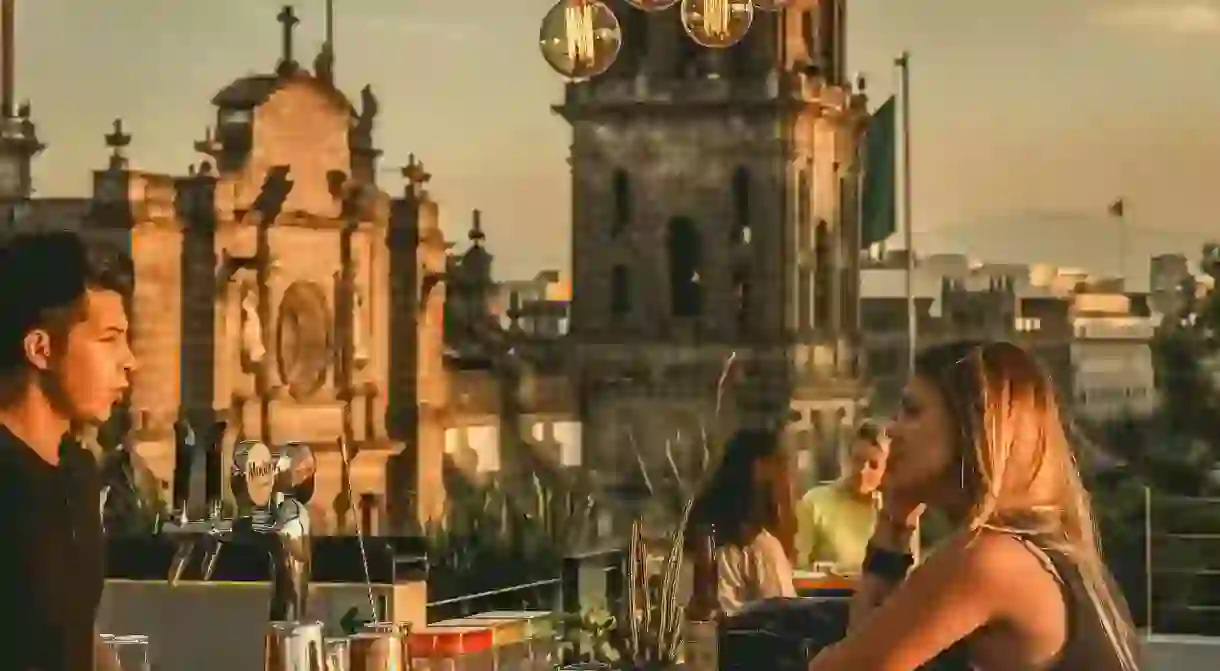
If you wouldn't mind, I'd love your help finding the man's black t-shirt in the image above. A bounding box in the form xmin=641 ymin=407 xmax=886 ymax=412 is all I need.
xmin=0 ymin=425 xmax=105 ymax=671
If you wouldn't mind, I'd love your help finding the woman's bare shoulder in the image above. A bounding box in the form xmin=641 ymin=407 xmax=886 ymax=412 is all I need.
xmin=929 ymin=529 xmax=1065 ymax=606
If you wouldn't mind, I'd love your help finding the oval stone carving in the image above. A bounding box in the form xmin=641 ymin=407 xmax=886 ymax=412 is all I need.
xmin=276 ymin=281 xmax=332 ymax=399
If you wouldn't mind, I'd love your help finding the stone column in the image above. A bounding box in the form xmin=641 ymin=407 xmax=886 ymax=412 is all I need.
xmin=122 ymin=174 xmax=185 ymax=492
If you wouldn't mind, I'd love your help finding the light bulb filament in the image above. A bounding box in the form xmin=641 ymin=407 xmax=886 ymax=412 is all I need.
xmin=703 ymin=0 xmax=730 ymax=39
xmin=565 ymin=1 xmax=597 ymax=69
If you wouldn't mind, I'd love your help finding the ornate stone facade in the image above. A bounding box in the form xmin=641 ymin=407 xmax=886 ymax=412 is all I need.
xmin=1 ymin=8 xmax=461 ymax=535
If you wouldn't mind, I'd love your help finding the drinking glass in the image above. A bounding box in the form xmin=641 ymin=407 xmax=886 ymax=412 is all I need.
xmin=102 ymin=634 xmax=151 ymax=671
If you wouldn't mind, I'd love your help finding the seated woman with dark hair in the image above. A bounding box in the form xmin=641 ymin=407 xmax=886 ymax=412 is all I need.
xmin=685 ymin=427 xmax=798 ymax=618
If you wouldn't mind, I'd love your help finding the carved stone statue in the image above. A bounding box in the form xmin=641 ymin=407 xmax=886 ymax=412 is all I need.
xmin=354 ymin=85 xmax=379 ymax=139
xmin=313 ymin=42 xmax=335 ymax=83
xmin=241 ymin=285 xmax=266 ymax=365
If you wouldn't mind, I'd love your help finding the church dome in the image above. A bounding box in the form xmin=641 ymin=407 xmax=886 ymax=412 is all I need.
xmin=211 ymin=69 xmax=354 ymax=114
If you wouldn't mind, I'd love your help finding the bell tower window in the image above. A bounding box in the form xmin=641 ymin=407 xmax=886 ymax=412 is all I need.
xmin=612 ymin=169 xmax=631 ymax=235
xmin=733 ymin=268 xmax=752 ymax=332
xmin=610 ymin=264 xmax=631 ymax=316
xmin=731 ymin=167 xmax=751 ymax=243
xmin=667 ymin=216 xmax=702 ymax=317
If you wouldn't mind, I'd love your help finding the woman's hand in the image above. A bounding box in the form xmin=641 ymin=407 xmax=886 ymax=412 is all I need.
xmin=873 ymin=492 xmax=925 ymax=552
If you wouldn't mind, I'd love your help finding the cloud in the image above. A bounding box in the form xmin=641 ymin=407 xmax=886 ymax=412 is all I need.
xmin=1093 ymin=2 xmax=1220 ymax=34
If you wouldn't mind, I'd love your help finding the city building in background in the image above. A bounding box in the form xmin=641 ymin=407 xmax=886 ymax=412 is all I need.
xmin=859 ymin=251 xmax=1161 ymax=422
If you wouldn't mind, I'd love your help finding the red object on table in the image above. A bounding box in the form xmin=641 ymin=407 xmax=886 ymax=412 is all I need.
xmin=792 ymin=572 xmax=857 ymax=593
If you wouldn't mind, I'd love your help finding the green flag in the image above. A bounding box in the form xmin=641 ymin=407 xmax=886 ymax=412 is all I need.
xmin=860 ymin=96 xmax=897 ymax=248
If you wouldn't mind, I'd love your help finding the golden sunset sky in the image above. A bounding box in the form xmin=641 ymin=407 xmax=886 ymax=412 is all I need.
xmin=19 ymin=0 xmax=1220 ymax=286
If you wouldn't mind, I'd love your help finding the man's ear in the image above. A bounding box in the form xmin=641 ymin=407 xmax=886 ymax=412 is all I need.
xmin=22 ymin=329 xmax=53 ymax=371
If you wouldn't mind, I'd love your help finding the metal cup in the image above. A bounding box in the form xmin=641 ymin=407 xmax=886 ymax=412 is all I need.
xmin=348 ymin=630 xmax=405 ymax=671
xmin=362 ymin=622 xmax=413 ymax=669
xmin=102 ymin=634 xmax=151 ymax=671
xmin=264 ymin=621 xmax=326 ymax=671
xmin=324 ymin=637 xmax=351 ymax=671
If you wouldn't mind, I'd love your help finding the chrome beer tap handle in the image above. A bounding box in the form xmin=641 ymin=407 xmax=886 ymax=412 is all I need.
xmin=267 ymin=497 xmax=313 ymax=622
xmin=229 ymin=440 xmax=318 ymax=622
xmin=167 ymin=537 xmax=196 ymax=586
xmin=161 ymin=516 xmax=234 ymax=584
xmin=268 ymin=442 xmax=317 ymax=622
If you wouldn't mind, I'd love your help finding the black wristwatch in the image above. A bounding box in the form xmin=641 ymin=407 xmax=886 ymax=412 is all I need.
xmin=863 ymin=543 xmax=915 ymax=582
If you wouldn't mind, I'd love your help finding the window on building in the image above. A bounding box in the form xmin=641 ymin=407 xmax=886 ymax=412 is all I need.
xmin=627 ymin=9 xmax=649 ymax=70
xmin=868 ymin=348 xmax=901 ymax=376
xmin=814 ymin=220 xmax=831 ymax=328
xmin=1015 ymin=317 xmax=1042 ymax=332
xmin=611 ymin=264 xmax=631 ymax=316
xmin=798 ymin=267 xmax=812 ymax=330
xmin=359 ymin=493 xmax=378 ymax=536
xmin=668 ymin=217 xmax=702 ymax=316
xmin=676 ymin=32 xmax=700 ymax=76
xmin=797 ymin=170 xmax=811 ymax=239
xmin=731 ymin=167 xmax=751 ymax=243
xmin=801 ymin=11 xmax=815 ymax=64
xmin=612 ymin=169 xmax=631 ymax=234
xmin=733 ymin=268 xmax=752 ymax=332
xmin=818 ymin=0 xmax=838 ymax=74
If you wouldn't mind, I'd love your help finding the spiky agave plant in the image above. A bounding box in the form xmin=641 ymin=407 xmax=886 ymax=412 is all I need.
xmin=611 ymin=498 xmax=696 ymax=669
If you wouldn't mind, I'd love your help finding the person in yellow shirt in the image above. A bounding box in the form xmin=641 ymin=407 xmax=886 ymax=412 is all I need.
xmin=795 ymin=421 xmax=901 ymax=572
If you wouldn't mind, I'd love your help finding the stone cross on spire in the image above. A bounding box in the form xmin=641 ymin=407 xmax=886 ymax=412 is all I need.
xmin=402 ymin=153 xmax=431 ymax=198
xmin=277 ymin=5 xmax=300 ymax=73
xmin=104 ymin=118 xmax=131 ymax=170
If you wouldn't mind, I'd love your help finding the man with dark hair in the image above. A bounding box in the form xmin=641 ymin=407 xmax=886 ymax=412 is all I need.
xmin=0 ymin=231 xmax=136 ymax=670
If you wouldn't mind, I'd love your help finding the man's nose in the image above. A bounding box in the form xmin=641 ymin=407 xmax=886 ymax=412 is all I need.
xmin=123 ymin=344 xmax=139 ymax=373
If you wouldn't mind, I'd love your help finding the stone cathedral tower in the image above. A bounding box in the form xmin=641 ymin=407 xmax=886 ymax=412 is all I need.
xmin=559 ymin=0 xmax=868 ymax=486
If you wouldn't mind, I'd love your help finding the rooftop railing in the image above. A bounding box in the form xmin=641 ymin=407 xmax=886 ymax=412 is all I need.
xmin=1143 ymin=490 xmax=1220 ymax=637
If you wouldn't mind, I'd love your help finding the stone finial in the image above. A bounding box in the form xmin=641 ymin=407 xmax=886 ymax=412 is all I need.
xmin=401 ymin=153 xmax=431 ymax=196
xmin=104 ymin=118 xmax=131 ymax=170
xmin=469 ymin=209 xmax=485 ymax=244
xmin=194 ymin=125 xmax=221 ymax=156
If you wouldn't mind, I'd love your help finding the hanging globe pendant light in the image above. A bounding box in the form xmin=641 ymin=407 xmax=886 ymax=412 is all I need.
xmin=538 ymin=0 xmax=624 ymax=80
xmin=680 ymin=0 xmax=754 ymax=48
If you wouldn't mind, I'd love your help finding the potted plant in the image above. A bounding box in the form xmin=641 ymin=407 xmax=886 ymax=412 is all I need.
xmin=558 ymin=501 xmax=696 ymax=670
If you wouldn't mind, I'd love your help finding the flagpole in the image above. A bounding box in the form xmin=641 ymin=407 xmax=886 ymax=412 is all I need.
xmin=896 ymin=51 xmax=915 ymax=378
xmin=1118 ymin=202 xmax=1127 ymax=281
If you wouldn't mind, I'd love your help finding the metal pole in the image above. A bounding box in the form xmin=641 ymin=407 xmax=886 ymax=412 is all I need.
xmin=1144 ymin=484 xmax=1153 ymax=637
xmin=896 ymin=52 xmax=915 ymax=378
xmin=325 ymin=0 xmax=334 ymax=48
xmin=1118 ymin=208 xmax=1127 ymax=282
xmin=2 ymin=0 xmax=14 ymax=118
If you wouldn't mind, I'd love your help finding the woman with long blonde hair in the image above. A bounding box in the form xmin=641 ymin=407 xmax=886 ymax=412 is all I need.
xmin=810 ymin=340 xmax=1141 ymax=670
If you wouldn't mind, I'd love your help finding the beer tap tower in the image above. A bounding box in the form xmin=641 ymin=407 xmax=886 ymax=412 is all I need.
xmin=161 ymin=432 xmax=321 ymax=665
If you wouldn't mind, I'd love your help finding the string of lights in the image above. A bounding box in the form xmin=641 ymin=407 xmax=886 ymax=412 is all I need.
xmin=538 ymin=0 xmax=792 ymax=80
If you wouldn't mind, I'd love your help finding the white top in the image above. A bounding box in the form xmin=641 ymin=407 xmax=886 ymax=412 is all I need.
xmin=715 ymin=529 xmax=797 ymax=616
